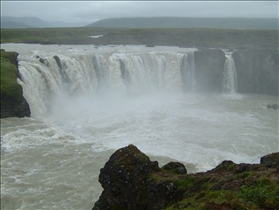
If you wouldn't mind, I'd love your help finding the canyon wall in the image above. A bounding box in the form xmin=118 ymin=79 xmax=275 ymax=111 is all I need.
xmin=232 ymin=49 xmax=278 ymax=96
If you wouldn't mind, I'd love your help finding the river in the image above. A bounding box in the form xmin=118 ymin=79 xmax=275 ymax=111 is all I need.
xmin=1 ymin=44 xmax=278 ymax=209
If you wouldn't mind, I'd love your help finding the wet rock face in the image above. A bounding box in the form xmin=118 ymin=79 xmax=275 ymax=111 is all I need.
xmin=194 ymin=49 xmax=226 ymax=92
xmin=1 ymin=95 xmax=31 ymax=118
xmin=260 ymin=153 xmax=279 ymax=167
xmin=232 ymin=49 xmax=278 ymax=96
xmin=92 ymin=145 xmax=186 ymax=210
xmin=267 ymin=104 xmax=279 ymax=110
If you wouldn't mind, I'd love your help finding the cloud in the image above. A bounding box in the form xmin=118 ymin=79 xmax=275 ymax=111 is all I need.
xmin=1 ymin=1 xmax=278 ymax=24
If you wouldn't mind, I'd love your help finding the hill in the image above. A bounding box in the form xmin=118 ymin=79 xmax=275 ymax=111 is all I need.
xmin=87 ymin=17 xmax=278 ymax=30
xmin=1 ymin=21 xmax=33 ymax=29
xmin=1 ymin=16 xmax=52 ymax=28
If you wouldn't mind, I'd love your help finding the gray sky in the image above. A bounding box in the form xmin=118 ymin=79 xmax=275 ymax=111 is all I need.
xmin=1 ymin=1 xmax=278 ymax=24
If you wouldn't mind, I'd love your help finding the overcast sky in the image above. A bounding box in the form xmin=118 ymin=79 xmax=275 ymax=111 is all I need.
xmin=1 ymin=1 xmax=278 ymax=24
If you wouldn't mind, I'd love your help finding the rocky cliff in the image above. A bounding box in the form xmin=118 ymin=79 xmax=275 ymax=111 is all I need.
xmin=232 ymin=49 xmax=278 ymax=96
xmin=92 ymin=145 xmax=279 ymax=210
xmin=1 ymin=50 xmax=30 ymax=118
xmin=194 ymin=49 xmax=226 ymax=92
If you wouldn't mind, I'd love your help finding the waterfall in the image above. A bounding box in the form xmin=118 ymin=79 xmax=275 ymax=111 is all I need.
xmin=180 ymin=52 xmax=196 ymax=92
xmin=18 ymin=50 xmax=197 ymax=119
xmin=223 ymin=54 xmax=238 ymax=94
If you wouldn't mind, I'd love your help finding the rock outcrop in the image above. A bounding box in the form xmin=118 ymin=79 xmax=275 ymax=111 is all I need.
xmin=267 ymin=104 xmax=279 ymax=110
xmin=232 ymin=49 xmax=278 ymax=96
xmin=194 ymin=49 xmax=226 ymax=92
xmin=93 ymin=145 xmax=279 ymax=210
xmin=1 ymin=50 xmax=31 ymax=118
xmin=93 ymin=145 xmax=186 ymax=210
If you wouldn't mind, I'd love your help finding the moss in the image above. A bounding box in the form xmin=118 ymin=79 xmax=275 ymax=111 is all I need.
xmin=227 ymin=163 xmax=236 ymax=170
xmin=0 ymin=51 xmax=22 ymax=105
xmin=174 ymin=175 xmax=195 ymax=190
xmin=237 ymin=177 xmax=279 ymax=209
xmin=164 ymin=174 xmax=279 ymax=210
xmin=236 ymin=172 xmax=252 ymax=179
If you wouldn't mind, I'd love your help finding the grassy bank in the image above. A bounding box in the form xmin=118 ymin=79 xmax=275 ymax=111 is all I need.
xmin=0 ymin=50 xmax=22 ymax=104
xmin=1 ymin=27 xmax=278 ymax=49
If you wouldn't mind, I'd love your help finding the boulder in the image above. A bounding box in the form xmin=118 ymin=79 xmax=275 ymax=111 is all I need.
xmin=162 ymin=161 xmax=187 ymax=175
xmin=260 ymin=153 xmax=279 ymax=166
xmin=267 ymin=104 xmax=279 ymax=110
xmin=92 ymin=145 xmax=185 ymax=210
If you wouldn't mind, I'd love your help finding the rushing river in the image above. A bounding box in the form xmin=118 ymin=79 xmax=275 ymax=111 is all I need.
xmin=1 ymin=44 xmax=278 ymax=209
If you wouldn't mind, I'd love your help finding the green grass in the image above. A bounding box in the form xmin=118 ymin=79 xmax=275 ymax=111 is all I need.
xmin=1 ymin=27 xmax=278 ymax=49
xmin=1 ymin=50 xmax=22 ymax=104
xmin=1 ymin=27 xmax=112 ymax=43
xmin=164 ymin=174 xmax=279 ymax=210
xmin=238 ymin=178 xmax=279 ymax=208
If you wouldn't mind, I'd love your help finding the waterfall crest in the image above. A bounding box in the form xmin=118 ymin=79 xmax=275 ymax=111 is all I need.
xmin=18 ymin=50 xmax=196 ymax=119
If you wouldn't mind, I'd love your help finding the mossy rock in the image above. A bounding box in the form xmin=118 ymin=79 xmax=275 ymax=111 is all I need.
xmin=1 ymin=50 xmax=30 ymax=118
xmin=1 ymin=51 xmax=22 ymax=103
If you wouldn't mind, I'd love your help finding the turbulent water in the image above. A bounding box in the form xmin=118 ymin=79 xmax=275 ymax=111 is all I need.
xmin=1 ymin=44 xmax=278 ymax=209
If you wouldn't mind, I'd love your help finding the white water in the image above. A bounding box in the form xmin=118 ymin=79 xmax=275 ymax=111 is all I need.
xmin=1 ymin=44 xmax=278 ymax=209
xmin=223 ymin=53 xmax=237 ymax=93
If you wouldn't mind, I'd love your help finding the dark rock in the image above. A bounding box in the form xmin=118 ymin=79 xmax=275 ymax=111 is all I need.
xmin=267 ymin=104 xmax=279 ymax=110
xmin=1 ymin=96 xmax=31 ymax=118
xmin=92 ymin=144 xmax=185 ymax=210
xmin=93 ymin=146 xmax=279 ymax=210
xmin=260 ymin=153 xmax=279 ymax=166
xmin=232 ymin=50 xmax=278 ymax=96
xmin=53 ymin=55 xmax=62 ymax=70
xmin=194 ymin=49 xmax=226 ymax=92
xmin=235 ymin=164 xmax=248 ymax=173
xmin=162 ymin=162 xmax=187 ymax=175
xmin=39 ymin=57 xmax=50 ymax=67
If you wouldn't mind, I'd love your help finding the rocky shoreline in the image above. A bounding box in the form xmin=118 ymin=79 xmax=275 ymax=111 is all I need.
xmin=92 ymin=145 xmax=279 ymax=210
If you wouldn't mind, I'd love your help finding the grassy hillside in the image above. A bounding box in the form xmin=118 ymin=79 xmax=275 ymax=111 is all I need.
xmin=0 ymin=27 xmax=112 ymax=43
xmin=1 ymin=27 xmax=278 ymax=49
xmin=0 ymin=50 xmax=22 ymax=104
xmin=88 ymin=17 xmax=278 ymax=30
xmin=1 ymin=16 xmax=52 ymax=28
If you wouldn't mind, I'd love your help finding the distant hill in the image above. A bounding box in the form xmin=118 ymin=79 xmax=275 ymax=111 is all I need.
xmin=1 ymin=16 xmax=90 ymax=28
xmin=48 ymin=21 xmax=90 ymax=27
xmin=87 ymin=17 xmax=278 ymax=30
xmin=1 ymin=16 xmax=52 ymax=28
xmin=1 ymin=21 xmax=33 ymax=29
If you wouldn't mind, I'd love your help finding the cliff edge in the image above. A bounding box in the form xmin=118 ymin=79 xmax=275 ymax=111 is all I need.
xmin=1 ymin=50 xmax=30 ymax=118
xmin=93 ymin=145 xmax=279 ymax=210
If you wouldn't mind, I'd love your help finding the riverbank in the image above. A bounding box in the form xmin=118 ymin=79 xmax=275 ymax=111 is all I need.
xmin=0 ymin=49 xmax=30 ymax=118
xmin=93 ymin=145 xmax=279 ymax=210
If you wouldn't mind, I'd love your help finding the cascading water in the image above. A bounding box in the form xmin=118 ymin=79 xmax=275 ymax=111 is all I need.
xmin=180 ymin=52 xmax=196 ymax=92
xmin=18 ymin=48 xmax=195 ymax=119
xmin=222 ymin=54 xmax=238 ymax=94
